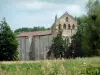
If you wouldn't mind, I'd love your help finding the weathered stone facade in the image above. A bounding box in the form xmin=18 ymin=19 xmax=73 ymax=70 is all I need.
xmin=52 ymin=12 xmax=77 ymax=42
xmin=17 ymin=12 xmax=77 ymax=60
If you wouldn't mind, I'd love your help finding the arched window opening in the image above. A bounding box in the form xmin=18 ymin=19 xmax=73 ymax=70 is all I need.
xmin=59 ymin=24 xmax=61 ymax=29
xmin=72 ymin=24 xmax=75 ymax=29
xmin=63 ymin=24 xmax=66 ymax=29
xmin=66 ymin=17 xmax=68 ymax=22
xmin=68 ymin=24 xmax=70 ymax=29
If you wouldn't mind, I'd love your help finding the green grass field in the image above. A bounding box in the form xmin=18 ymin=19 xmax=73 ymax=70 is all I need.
xmin=0 ymin=57 xmax=100 ymax=75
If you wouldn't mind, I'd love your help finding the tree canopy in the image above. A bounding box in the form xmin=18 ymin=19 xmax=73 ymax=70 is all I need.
xmin=0 ymin=18 xmax=18 ymax=61
xmin=47 ymin=30 xmax=69 ymax=58
xmin=14 ymin=27 xmax=50 ymax=35
xmin=82 ymin=0 xmax=100 ymax=56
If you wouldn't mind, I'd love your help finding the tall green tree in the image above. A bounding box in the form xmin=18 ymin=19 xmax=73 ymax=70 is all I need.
xmin=67 ymin=16 xmax=87 ymax=58
xmin=47 ymin=31 xmax=67 ymax=58
xmin=82 ymin=0 xmax=100 ymax=56
xmin=68 ymin=31 xmax=85 ymax=58
xmin=0 ymin=18 xmax=18 ymax=61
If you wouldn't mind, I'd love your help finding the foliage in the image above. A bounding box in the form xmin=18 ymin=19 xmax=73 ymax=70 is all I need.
xmin=67 ymin=32 xmax=84 ymax=58
xmin=0 ymin=57 xmax=100 ymax=75
xmin=14 ymin=26 xmax=50 ymax=35
xmin=0 ymin=18 xmax=18 ymax=61
xmin=48 ymin=30 xmax=68 ymax=58
xmin=82 ymin=0 xmax=100 ymax=56
xmin=65 ymin=15 xmax=88 ymax=58
xmin=48 ymin=0 xmax=100 ymax=58
xmin=69 ymin=0 xmax=100 ymax=57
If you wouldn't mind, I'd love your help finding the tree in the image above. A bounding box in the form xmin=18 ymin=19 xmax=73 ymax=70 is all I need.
xmin=66 ymin=16 xmax=87 ymax=58
xmin=68 ymin=31 xmax=84 ymax=58
xmin=70 ymin=0 xmax=100 ymax=57
xmin=47 ymin=31 xmax=67 ymax=58
xmin=82 ymin=0 xmax=100 ymax=56
xmin=0 ymin=18 xmax=18 ymax=61
xmin=14 ymin=27 xmax=50 ymax=35
xmin=14 ymin=27 xmax=33 ymax=35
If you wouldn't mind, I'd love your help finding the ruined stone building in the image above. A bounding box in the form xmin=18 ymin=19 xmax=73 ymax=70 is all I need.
xmin=17 ymin=12 xmax=77 ymax=60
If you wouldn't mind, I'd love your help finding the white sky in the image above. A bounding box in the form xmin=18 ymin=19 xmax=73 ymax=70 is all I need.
xmin=0 ymin=0 xmax=88 ymax=31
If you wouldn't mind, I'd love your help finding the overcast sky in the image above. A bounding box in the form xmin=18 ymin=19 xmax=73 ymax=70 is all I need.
xmin=0 ymin=0 xmax=88 ymax=31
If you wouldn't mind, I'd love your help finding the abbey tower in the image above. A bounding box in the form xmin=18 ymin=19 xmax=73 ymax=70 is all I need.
xmin=51 ymin=12 xmax=77 ymax=43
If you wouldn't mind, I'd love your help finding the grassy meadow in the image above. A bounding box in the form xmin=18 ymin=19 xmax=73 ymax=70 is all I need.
xmin=0 ymin=57 xmax=100 ymax=75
